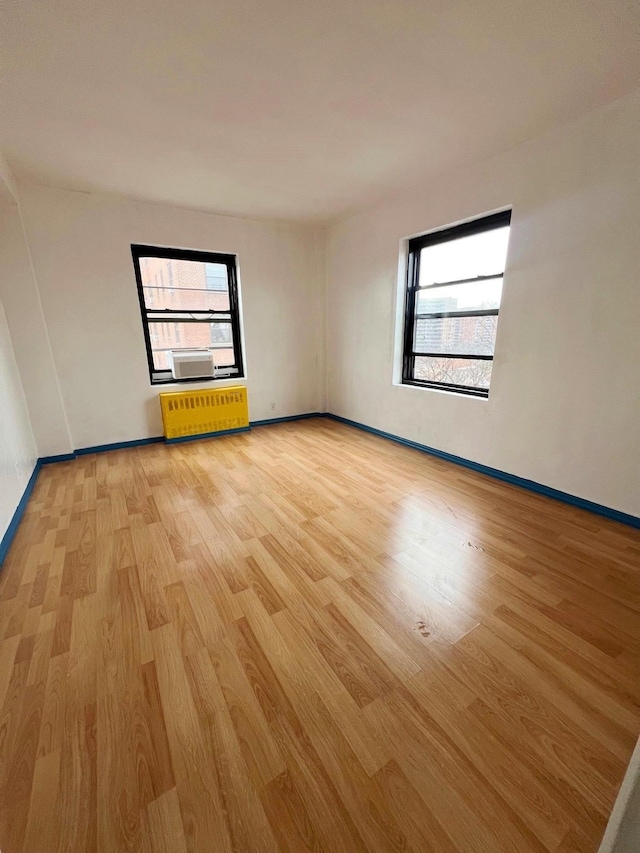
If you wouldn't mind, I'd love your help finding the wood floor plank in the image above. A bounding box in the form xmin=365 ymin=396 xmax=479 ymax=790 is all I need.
xmin=184 ymin=646 xmax=280 ymax=852
xmin=373 ymin=759 xmax=458 ymax=853
xmin=37 ymin=651 xmax=68 ymax=758
xmin=318 ymin=575 xmax=421 ymax=682
xmin=152 ymin=623 xmax=234 ymax=853
xmin=23 ymin=748 xmax=61 ymax=852
xmin=57 ymin=699 xmax=97 ymax=853
xmin=146 ymin=788 xmax=189 ymax=853
xmin=0 ymin=635 xmax=20 ymax=709
xmin=0 ymin=418 xmax=637 ymax=852
xmin=294 ymin=689 xmax=421 ymax=853
xmin=405 ymin=667 xmax=572 ymax=849
xmin=273 ymin=605 xmax=393 ymax=775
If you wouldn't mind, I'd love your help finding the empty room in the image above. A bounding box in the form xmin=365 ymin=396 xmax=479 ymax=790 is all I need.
xmin=1 ymin=1 xmax=639 ymax=851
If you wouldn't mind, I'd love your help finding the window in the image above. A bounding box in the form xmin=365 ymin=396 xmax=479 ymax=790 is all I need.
xmin=132 ymin=244 xmax=244 ymax=384
xmin=402 ymin=209 xmax=511 ymax=397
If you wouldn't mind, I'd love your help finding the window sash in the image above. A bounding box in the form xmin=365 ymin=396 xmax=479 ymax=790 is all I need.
xmin=417 ymin=272 xmax=504 ymax=291
xmin=410 ymin=295 xmax=499 ymax=361
xmin=143 ymin=285 xmax=230 ymax=295
xmin=414 ymin=308 xmax=498 ymax=320
xmin=146 ymin=319 xmax=240 ymax=376
xmin=146 ymin=311 xmax=232 ymax=321
xmin=403 ymin=373 xmax=493 ymax=397
xmin=411 ymin=352 xmax=494 ymax=361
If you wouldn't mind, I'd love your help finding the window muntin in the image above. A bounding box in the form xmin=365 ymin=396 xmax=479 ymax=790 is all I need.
xmin=402 ymin=210 xmax=511 ymax=397
xmin=132 ymin=245 xmax=244 ymax=385
xmin=141 ymin=286 xmax=230 ymax=312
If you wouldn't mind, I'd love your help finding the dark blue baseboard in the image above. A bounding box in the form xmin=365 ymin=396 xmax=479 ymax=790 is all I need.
xmin=325 ymin=413 xmax=640 ymax=529
xmin=40 ymin=436 xmax=164 ymax=465
xmin=250 ymin=412 xmax=324 ymax=427
xmin=166 ymin=426 xmax=251 ymax=444
xmin=76 ymin=436 xmax=165 ymax=455
xmin=39 ymin=413 xmax=325 ymax=462
xmin=0 ymin=461 xmax=42 ymax=566
xmin=6 ymin=407 xmax=636 ymax=569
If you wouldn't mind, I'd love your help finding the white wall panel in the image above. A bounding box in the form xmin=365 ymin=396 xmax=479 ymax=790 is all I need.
xmin=0 ymin=298 xmax=37 ymax=544
xmin=0 ymin=200 xmax=73 ymax=457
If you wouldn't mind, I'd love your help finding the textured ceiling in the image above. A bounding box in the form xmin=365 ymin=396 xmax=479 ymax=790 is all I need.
xmin=2 ymin=0 xmax=638 ymax=221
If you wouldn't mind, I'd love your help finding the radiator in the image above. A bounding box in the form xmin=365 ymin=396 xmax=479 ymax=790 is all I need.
xmin=159 ymin=386 xmax=249 ymax=440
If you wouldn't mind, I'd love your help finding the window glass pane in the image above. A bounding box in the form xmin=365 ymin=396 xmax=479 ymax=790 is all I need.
xmin=210 ymin=324 xmax=233 ymax=346
xmin=148 ymin=322 xmax=235 ymax=372
xmin=205 ymin=263 xmax=228 ymax=291
xmin=211 ymin=346 xmax=236 ymax=368
xmin=413 ymin=356 xmax=492 ymax=390
xmin=418 ymin=226 xmax=510 ymax=285
xmin=416 ymin=277 xmax=502 ymax=313
xmin=140 ymin=258 xmax=229 ymax=310
xmin=414 ymin=315 xmax=497 ymax=355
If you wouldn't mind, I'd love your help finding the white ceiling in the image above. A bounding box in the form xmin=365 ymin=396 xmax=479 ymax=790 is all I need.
xmin=2 ymin=0 xmax=638 ymax=222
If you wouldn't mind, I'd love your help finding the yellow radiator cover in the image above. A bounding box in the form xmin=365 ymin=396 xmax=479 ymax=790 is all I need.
xmin=159 ymin=386 xmax=249 ymax=440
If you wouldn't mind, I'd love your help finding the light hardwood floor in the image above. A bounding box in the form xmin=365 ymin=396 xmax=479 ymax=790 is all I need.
xmin=0 ymin=418 xmax=638 ymax=852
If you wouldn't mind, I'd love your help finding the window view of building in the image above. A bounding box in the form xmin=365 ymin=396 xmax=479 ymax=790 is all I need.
xmin=205 ymin=262 xmax=227 ymax=291
xmin=403 ymin=210 xmax=511 ymax=396
xmin=132 ymin=246 xmax=244 ymax=384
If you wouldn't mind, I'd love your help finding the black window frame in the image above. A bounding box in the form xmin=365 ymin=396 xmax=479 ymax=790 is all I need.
xmin=402 ymin=209 xmax=511 ymax=398
xmin=131 ymin=244 xmax=245 ymax=386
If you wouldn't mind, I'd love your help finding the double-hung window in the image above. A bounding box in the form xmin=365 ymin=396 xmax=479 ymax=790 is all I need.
xmin=402 ymin=210 xmax=511 ymax=397
xmin=132 ymin=244 xmax=244 ymax=385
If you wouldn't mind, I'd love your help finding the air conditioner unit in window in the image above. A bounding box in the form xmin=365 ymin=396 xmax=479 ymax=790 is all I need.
xmin=168 ymin=349 xmax=215 ymax=380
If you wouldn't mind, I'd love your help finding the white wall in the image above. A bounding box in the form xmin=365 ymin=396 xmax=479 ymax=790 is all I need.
xmin=0 ymin=167 xmax=39 ymax=548
xmin=0 ymin=199 xmax=73 ymax=458
xmin=0 ymin=295 xmax=37 ymax=543
xmin=18 ymin=185 xmax=326 ymax=451
xmin=326 ymin=92 xmax=640 ymax=516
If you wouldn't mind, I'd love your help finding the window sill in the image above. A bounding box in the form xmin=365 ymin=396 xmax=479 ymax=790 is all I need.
xmin=150 ymin=372 xmax=244 ymax=386
xmin=396 ymin=380 xmax=490 ymax=400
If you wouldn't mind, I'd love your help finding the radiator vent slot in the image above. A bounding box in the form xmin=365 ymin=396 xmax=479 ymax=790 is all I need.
xmin=159 ymin=386 xmax=249 ymax=440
